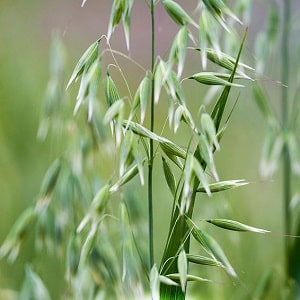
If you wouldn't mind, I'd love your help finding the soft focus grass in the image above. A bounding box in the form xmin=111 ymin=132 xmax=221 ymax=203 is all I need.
xmin=0 ymin=1 xmax=64 ymax=298
xmin=0 ymin=1 xmax=290 ymax=299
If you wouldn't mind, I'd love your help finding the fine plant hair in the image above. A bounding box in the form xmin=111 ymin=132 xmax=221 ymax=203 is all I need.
xmin=252 ymin=0 xmax=300 ymax=297
xmin=0 ymin=1 xmax=272 ymax=299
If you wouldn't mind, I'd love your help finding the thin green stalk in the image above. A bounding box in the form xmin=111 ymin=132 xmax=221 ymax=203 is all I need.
xmin=148 ymin=0 xmax=155 ymax=271
xmin=281 ymin=0 xmax=291 ymax=278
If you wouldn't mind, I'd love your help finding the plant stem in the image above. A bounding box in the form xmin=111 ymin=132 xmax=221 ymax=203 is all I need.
xmin=281 ymin=0 xmax=291 ymax=277
xmin=148 ymin=0 xmax=155 ymax=270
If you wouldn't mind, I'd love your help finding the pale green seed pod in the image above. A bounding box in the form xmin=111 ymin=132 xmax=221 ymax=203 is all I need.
xmin=187 ymin=254 xmax=224 ymax=267
xmin=197 ymin=179 xmax=248 ymax=193
xmin=78 ymin=222 xmax=98 ymax=269
xmin=201 ymin=113 xmax=220 ymax=151
xmin=39 ymin=158 xmax=61 ymax=197
xmin=91 ymin=184 xmax=111 ymax=215
xmin=187 ymin=218 xmax=236 ymax=277
xmin=107 ymin=0 xmax=124 ymax=40
xmin=162 ymin=0 xmax=196 ymax=27
xmin=139 ymin=73 xmax=151 ymax=123
xmin=103 ymin=99 xmax=124 ymax=125
xmin=67 ymin=40 xmax=99 ymax=89
xmin=188 ymin=72 xmax=243 ymax=87
xmin=110 ymin=164 xmax=139 ymax=192
xmin=178 ymin=249 xmax=187 ymax=292
xmin=105 ymin=72 xmax=120 ymax=107
xmin=160 ymin=141 xmax=186 ymax=159
xmin=206 ymin=219 xmax=270 ymax=233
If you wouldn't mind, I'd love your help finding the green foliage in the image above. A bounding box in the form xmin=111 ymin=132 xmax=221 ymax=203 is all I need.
xmin=252 ymin=1 xmax=300 ymax=297
xmin=1 ymin=1 xmax=280 ymax=299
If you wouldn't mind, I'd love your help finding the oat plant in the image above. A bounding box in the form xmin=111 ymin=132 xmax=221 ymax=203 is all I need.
xmin=1 ymin=1 xmax=269 ymax=299
xmin=252 ymin=0 xmax=300 ymax=297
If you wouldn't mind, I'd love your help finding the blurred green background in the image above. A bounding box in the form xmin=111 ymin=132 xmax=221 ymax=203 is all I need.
xmin=0 ymin=0 xmax=299 ymax=299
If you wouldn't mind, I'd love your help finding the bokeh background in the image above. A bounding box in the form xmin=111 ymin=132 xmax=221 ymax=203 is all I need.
xmin=0 ymin=0 xmax=299 ymax=299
